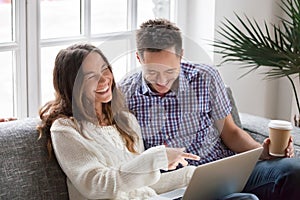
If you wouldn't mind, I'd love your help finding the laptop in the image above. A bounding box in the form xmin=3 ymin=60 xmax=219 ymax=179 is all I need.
xmin=150 ymin=147 xmax=263 ymax=200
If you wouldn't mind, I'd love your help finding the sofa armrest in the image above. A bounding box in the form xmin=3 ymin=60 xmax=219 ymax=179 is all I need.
xmin=240 ymin=113 xmax=300 ymax=158
xmin=0 ymin=118 xmax=68 ymax=199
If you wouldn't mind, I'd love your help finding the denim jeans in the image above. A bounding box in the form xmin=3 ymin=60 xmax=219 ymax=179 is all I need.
xmin=220 ymin=193 xmax=259 ymax=200
xmin=173 ymin=193 xmax=258 ymax=200
xmin=243 ymin=158 xmax=300 ymax=200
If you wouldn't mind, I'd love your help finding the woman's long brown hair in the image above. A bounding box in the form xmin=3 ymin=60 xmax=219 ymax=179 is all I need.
xmin=37 ymin=43 xmax=137 ymax=158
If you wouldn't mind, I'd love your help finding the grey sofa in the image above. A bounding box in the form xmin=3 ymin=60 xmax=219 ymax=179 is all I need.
xmin=226 ymin=88 xmax=300 ymax=158
xmin=0 ymin=118 xmax=68 ymax=199
xmin=1 ymin=87 xmax=300 ymax=199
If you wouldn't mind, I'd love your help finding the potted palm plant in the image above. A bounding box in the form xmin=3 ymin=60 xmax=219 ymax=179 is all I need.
xmin=214 ymin=0 xmax=300 ymax=127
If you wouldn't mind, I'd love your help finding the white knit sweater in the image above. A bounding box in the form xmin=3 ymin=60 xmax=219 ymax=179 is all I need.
xmin=50 ymin=113 xmax=195 ymax=200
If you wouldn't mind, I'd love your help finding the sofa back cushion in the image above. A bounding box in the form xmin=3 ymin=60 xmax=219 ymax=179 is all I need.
xmin=0 ymin=118 xmax=68 ymax=199
xmin=226 ymin=87 xmax=242 ymax=128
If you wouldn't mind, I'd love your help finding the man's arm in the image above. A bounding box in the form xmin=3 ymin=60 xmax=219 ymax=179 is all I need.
xmin=216 ymin=114 xmax=262 ymax=153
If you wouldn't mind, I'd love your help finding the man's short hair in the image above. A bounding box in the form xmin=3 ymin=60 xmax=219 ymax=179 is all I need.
xmin=136 ymin=18 xmax=183 ymax=59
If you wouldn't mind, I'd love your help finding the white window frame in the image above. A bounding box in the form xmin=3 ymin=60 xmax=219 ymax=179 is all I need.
xmin=27 ymin=0 xmax=40 ymax=118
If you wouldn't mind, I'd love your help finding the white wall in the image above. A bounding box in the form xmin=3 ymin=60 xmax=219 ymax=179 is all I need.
xmin=176 ymin=0 xmax=215 ymax=65
xmin=176 ymin=0 xmax=294 ymax=120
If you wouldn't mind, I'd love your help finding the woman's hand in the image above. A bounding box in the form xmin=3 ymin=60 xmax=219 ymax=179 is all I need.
xmin=166 ymin=148 xmax=200 ymax=170
xmin=260 ymin=136 xmax=294 ymax=160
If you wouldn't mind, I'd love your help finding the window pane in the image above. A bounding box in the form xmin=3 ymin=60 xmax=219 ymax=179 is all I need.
xmin=40 ymin=45 xmax=68 ymax=106
xmin=91 ymin=0 xmax=127 ymax=34
xmin=137 ymin=0 xmax=155 ymax=26
xmin=0 ymin=51 xmax=14 ymax=117
xmin=0 ymin=0 xmax=12 ymax=42
xmin=95 ymin=39 xmax=131 ymax=82
xmin=111 ymin=55 xmax=128 ymax=82
xmin=137 ymin=0 xmax=171 ymax=26
xmin=40 ymin=0 xmax=81 ymax=39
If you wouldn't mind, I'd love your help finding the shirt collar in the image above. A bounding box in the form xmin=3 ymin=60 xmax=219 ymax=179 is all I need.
xmin=178 ymin=67 xmax=189 ymax=92
xmin=141 ymin=77 xmax=150 ymax=95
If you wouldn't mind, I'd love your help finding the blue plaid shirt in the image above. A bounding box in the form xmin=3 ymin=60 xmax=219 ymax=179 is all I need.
xmin=119 ymin=61 xmax=235 ymax=165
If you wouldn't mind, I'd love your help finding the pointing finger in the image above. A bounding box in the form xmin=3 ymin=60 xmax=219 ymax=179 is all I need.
xmin=182 ymin=153 xmax=200 ymax=161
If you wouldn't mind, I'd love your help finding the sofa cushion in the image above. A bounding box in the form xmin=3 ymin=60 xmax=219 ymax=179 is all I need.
xmin=226 ymin=87 xmax=242 ymax=129
xmin=240 ymin=112 xmax=300 ymax=158
xmin=0 ymin=118 xmax=68 ymax=199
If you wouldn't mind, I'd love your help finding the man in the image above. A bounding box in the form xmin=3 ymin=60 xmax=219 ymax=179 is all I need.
xmin=119 ymin=19 xmax=300 ymax=200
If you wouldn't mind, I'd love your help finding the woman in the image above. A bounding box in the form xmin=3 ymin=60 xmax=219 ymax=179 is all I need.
xmin=37 ymin=43 xmax=199 ymax=200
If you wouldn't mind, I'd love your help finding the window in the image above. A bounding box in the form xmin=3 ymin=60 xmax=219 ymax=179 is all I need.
xmin=0 ymin=0 xmax=173 ymax=118
xmin=91 ymin=0 xmax=128 ymax=34
xmin=0 ymin=0 xmax=26 ymax=118
xmin=0 ymin=51 xmax=14 ymax=117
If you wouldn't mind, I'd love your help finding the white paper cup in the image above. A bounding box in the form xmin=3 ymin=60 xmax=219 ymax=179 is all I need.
xmin=268 ymin=120 xmax=293 ymax=157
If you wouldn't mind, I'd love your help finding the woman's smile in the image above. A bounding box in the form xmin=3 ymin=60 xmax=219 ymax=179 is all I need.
xmin=95 ymin=85 xmax=109 ymax=94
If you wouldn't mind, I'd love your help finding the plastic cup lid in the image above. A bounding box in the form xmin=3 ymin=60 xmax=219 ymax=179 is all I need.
xmin=268 ymin=120 xmax=293 ymax=130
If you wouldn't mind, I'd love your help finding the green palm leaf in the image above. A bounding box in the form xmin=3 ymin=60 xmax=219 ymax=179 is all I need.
xmin=214 ymin=0 xmax=300 ymax=115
